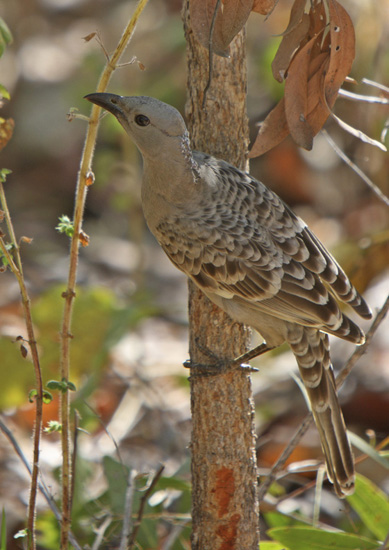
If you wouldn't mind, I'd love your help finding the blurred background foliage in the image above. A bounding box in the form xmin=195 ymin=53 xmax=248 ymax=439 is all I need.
xmin=0 ymin=0 xmax=388 ymax=548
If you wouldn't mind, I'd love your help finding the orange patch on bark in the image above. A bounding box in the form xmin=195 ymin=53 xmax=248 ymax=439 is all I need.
xmin=213 ymin=467 xmax=235 ymax=518
xmin=216 ymin=513 xmax=241 ymax=550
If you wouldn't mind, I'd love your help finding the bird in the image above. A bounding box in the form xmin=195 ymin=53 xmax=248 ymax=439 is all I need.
xmin=85 ymin=92 xmax=372 ymax=497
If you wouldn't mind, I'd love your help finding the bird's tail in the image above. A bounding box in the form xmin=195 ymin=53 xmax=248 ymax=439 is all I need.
xmin=287 ymin=326 xmax=355 ymax=497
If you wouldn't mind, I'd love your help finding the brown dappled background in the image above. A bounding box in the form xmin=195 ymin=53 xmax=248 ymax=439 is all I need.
xmin=0 ymin=0 xmax=388 ymax=547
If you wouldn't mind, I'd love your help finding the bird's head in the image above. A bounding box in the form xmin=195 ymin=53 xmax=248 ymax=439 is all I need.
xmin=84 ymin=93 xmax=188 ymax=159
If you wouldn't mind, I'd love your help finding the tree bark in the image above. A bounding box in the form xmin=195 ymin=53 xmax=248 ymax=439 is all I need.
xmin=183 ymin=3 xmax=260 ymax=549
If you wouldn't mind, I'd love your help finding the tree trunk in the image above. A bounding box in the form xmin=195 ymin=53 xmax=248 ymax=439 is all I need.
xmin=183 ymin=3 xmax=260 ymax=549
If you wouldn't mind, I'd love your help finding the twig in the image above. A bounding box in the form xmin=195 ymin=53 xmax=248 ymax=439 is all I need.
xmin=258 ymin=295 xmax=389 ymax=501
xmin=338 ymin=88 xmax=389 ymax=104
xmin=202 ymin=0 xmax=221 ymax=109
xmin=91 ymin=515 xmax=113 ymax=550
xmin=70 ymin=410 xmax=80 ymax=514
xmin=128 ymin=465 xmax=165 ymax=549
xmin=362 ymin=78 xmax=389 ymax=94
xmin=0 ymin=182 xmax=43 ymax=550
xmin=59 ymin=1 xmax=149 ymax=547
xmin=322 ymin=129 xmax=389 ymax=207
xmin=119 ymin=469 xmax=138 ymax=550
xmin=0 ymin=416 xmax=83 ymax=550
xmin=258 ymin=413 xmax=313 ymax=501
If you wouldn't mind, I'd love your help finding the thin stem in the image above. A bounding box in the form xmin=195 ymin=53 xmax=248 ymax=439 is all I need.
xmin=128 ymin=466 xmax=165 ymax=549
xmin=59 ymin=1 xmax=150 ymax=548
xmin=322 ymin=129 xmax=389 ymax=207
xmin=0 ymin=417 xmax=83 ymax=550
xmin=202 ymin=0 xmax=221 ymax=108
xmin=0 ymin=183 xmax=43 ymax=550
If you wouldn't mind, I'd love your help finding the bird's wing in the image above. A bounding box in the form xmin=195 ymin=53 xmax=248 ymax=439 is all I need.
xmin=155 ymin=155 xmax=370 ymax=333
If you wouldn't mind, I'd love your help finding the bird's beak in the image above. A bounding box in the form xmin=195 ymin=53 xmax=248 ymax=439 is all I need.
xmin=84 ymin=92 xmax=124 ymax=117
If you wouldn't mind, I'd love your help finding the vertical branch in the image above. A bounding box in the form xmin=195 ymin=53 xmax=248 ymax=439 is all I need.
xmin=59 ymin=1 xmax=149 ymax=547
xmin=0 ymin=182 xmax=43 ymax=550
xmin=183 ymin=2 xmax=260 ymax=549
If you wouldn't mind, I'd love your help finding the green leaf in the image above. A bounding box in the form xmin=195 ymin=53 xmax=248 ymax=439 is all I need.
xmin=1 ymin=509 xmax=6 ymax=550
xmin=0 ymin=18 xmax=12 ymax=58
xmin=347 ymin=474 xmax=389 ymax=541
xmin=264 ymin=511 xmax=306 ymax=529
xmin=46 ymin=379 xmax=65 ymax=392
xmin=28 ymin=389 xmax=38 ymax=403
xmin=268 ymin=526 xmax=379 ymax=550
xmin=0 ymin=168 xmax=11 ymax=183
xmin=46 ymin=378 xmax=76 ymax=393
xmin=102 ymin=456 xmax=129 ymax=514
xmin=55 ymin=215 xmax=74 ymax=237
xmin=44 ymin=420 xmax=62 ymax=433
xmin=260 ymin=542 xmax=288 ymax=550
xmin=42 ymin=390 xmax=53 ymax=404
xmin=0 ymin=19 xmax=12 ymax=46
xmin=66 ymin=380 xmax=76 ymax=392
xmin=156 ymin=476 xmax=191 ymax=492
xmin=0 ymin=84 xmax=10 ymax=100
xmin=348 ymin=432 xmax=389 ymax=470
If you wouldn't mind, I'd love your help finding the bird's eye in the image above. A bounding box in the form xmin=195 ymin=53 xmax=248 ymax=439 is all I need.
xmin=135 ymin=114 xmax=150 ymax=127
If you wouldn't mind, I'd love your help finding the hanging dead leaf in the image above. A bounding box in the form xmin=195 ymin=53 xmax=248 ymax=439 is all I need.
xmin=20 ymin=344 xmax=28 ymax=358
xmin=250 ymin=50 xmax=329 ymax=157
xmin=79 ymin=230 xmax=90 ymax=247
xmin=190 ymin=0 xmax=227 ymax=56
xmin=190 ymin=0 xmax=253 ymax=56
xmin=251 ymin=0 xmax=356 ymax=156
xmin=249 ymin=99 xmax=289 ymax=157
xmin=324 ymin=0 xmax=355 ymax=107
xmin=20 ymin=236 xmax=33 ymax=245
xmin=217 ymin=0 xmax=254 ymax=53
xmin=252 ymin=0 xmax=277 ymax=15
xmin=309 ymin=1 xmax=326 ymax=39
xmin=277 ymin=0 xmax=306 ymax=37
xmin=284 ymin=35 xmax=319 ymax=150
xmin=82 ymin=32 xmax=97 ymax=42
xmin=272 ymin=13 xmax=310 ymax=82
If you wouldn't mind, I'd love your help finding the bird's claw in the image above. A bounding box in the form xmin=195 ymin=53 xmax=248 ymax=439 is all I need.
xmin=183 ymin=359 xmax=258 ymax=377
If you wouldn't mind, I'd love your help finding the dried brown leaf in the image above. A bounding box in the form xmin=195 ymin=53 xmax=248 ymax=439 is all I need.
xmin=284 ymin=35 xmax=318 ymax=150
xmin=272 ymin=13 xmax=310 ymax=82
xmin=248 ymin=99 xmax=289 ymax=157
xmin=309 ymin=2 xmax=326 ymax=33
xmin=82 ymin=32 xmax=96 ymax=42
xmin=251 ymin=0 xmax=356 ymax=155
xmin=190 ymin=1 xmax=223 ymax=54
xmin=20 ymin=236 xmax=33 ymax=244
xmin=324 ymin=0 xmax=355 ymax=107
xmin=217 ymin=0 xmax=254 ymax=53
xmin=190 ymin=0 xmax=253 ymax=56
xmin=252 ymin=0 xmax=277 ymax=15
xmin=277 ymin=0 xmax=306 ymax=37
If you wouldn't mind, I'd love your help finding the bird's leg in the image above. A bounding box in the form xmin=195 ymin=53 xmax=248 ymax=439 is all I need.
xmin=230 ymin=342 xmax=275 ymax=368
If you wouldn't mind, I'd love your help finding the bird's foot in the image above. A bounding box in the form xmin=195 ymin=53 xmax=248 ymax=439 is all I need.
xmin=183 ymin=359 xmax=258 ymax=377
xmin=183 ymin=341 xmax=273 ymax=378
